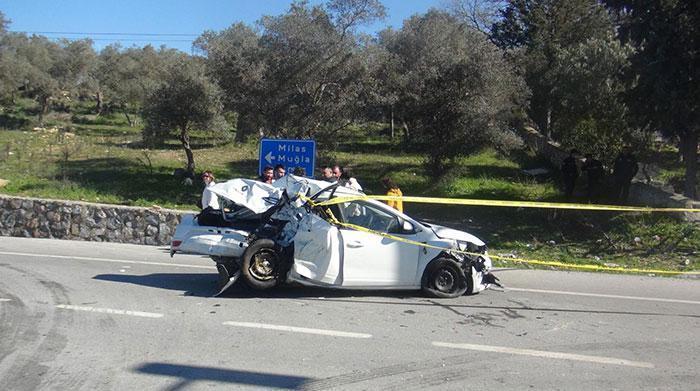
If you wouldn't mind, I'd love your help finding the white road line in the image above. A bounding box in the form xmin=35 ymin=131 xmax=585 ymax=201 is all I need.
xmin=0 ymin=298 xmax=11 ymax=302
xmin=0 ymin=251 xmax=212 ymax=270
xmin=508 ymin=287 xmax=700 ymax=305
xmin=432 ymin=342 xmax=654 ymax=368
xmin=56 ymin=304 xmax=164 ymax=318
xmin=223 ymin=321 xmax=372 ymax=339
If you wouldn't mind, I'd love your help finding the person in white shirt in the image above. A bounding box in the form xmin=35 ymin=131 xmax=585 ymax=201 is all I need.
xmin=201 ymin=171 xmax=220 ymax=210
xmin=339 ymin=168 xmax=362 ymax=192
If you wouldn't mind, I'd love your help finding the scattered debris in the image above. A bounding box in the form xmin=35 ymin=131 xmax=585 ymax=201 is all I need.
xmin=603 ymin=262 xmax=620 ymax=268
xmin=633 ymin=237 xmax=642 ymax=244
xmin=682 ymin=259 xmax=691 ymax=266
xmin=547 ymin=240 xmax=556 ymax=246
xmin=0 ymin=179 xmax=8 ymax=188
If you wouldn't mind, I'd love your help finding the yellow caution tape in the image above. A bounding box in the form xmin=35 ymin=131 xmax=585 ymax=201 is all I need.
xmin=314 ymin=195 xmax=698 ymax=213
xmin=299 ymin=196 xmax=699 ymax=276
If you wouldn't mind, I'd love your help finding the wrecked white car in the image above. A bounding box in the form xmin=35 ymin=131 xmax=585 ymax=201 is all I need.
xmin=170 ymin=175 xmax=499 ymax=298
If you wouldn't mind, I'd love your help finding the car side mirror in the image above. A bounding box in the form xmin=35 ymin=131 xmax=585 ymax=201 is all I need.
xmin=402 ymin=220 xmax=415 ymax=233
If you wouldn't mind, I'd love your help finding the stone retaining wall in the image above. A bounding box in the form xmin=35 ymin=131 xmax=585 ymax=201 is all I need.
xmin=519 ymin=126 xmax=700 ymax=222
xmin=0 ymin=194 xmax=192 ymax=245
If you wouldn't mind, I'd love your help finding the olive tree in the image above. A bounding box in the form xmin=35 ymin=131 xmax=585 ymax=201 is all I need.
xmin=142 ymin=55 xmax=226 ymax=176
xmin=195 ymin=0 xmax=385 ymax=141
xmin=382 ymin=10 xmax=527 ymax=173
xmin=491 ymin=0 xmax=617 ymax=140
xmin=606 ymin=0 xmax=700 ymax=198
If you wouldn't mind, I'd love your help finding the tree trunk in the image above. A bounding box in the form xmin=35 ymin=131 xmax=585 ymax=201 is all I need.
xmin=124 ymin=111 xmax=134 ymax=127
xmin=544 ymin=106 xmax=552 ymax=140
xmin=389 ymin=106 xmax=395 ymax=139
xmin=38 ymin=96 xmax=50 ymax=125
xmin=95 ymin=91 xmax=103 ymax=115
xmin=235 ymin=113 xmax=254 ymax=142
xmin=681 ymin=131 xmax=698 ymax=199
xmin=402 ymin=120 xmax=410 ymax=143
xmin=179 ymin=126 xmax=196 ymax=176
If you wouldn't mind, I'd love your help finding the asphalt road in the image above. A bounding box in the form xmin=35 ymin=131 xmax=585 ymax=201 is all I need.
xmin=1 ymin=237 xmax=698 ymax=390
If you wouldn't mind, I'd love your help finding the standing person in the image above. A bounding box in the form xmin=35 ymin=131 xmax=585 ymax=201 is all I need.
xmin=581 ymin=153 xmax=605 ymax=202
xmin=339 ymin=168 xmax=362 ymax=192
xmin=613 ymin=148 xmax=639 ymax=202
xmin=381 ymin=177 xmax=403 ymax=212
xmin=320 ymin=166 xmax=335 ymax=182
xmin=292 ymin=167 xmax=306 ymax=176
xmin=273 ymin=164 xmax=286 ymax=180
xmin=201 ymin=171 xmax=219 ymax=210
xmin=259 ymin=166 xmax=274 ymax=184
xmin=561 ymin=149 xmax=580 ymax=198
xmin=332 ymin=165 xmax=342 ymax=181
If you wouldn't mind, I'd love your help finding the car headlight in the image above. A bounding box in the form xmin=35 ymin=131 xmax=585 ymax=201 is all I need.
xmin=457 ymin=241 xmax=487 ymax=254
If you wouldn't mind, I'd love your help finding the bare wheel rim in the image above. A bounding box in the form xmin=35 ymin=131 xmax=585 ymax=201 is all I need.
xmin=434 ymin=268 xmax=456 ymax=292
xmin=249 ymin=250 xmax=277 ymax=281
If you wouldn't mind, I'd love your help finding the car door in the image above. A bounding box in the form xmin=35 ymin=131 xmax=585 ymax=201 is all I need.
xmin=292 ymin=214 xmax=342 ymax=285
xmin=334 ymin=200 xmax=422 ymax=287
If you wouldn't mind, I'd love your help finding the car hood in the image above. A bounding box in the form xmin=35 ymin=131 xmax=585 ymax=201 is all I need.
xmin=427 ymin=223 xmax=485 ymax=246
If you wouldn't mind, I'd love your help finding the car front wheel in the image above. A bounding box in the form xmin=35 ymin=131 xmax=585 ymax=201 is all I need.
xmin=422 ymin=258 xmax=470 ymax=298
xmin=241 ymin=239 xmax=282 ymax=290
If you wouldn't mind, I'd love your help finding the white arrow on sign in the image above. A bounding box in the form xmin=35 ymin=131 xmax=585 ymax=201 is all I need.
xmin=265 ymin=151 xmax=275 ymax=164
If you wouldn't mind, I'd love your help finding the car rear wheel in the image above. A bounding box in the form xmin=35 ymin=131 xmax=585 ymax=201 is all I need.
xmin=242 ymin=239 xmax=282 ymax=290
xmin=422 ymin=258 xmax=469 ymax=298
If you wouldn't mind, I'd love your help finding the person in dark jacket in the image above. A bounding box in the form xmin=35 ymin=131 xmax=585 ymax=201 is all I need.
xmin=581 ymin=153 xmax=605 ymax=201
xmin=561 ymin=149 xmax=580 ymax=198
xmin=613 ymin=148 xmax=638 ymax=202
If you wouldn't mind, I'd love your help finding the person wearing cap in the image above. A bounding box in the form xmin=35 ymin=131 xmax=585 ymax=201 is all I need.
xmin=201 ymin=170 xmax=220 ymax=210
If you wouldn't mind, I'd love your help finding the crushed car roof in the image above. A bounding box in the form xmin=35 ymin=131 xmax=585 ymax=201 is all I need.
xmin=207 ymin=175 xmax=362 ymax=213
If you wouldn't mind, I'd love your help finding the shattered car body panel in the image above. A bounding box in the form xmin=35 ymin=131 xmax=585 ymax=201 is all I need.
xmin=171 ymin=215 xmax=250 ymax=258
xmin=170 ymin=175 xmax=498 ymax=297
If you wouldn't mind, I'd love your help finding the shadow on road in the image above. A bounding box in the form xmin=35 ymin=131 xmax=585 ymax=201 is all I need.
xmin=93 ymin=273 xmax=699 ymax=319
xmin=93 ymin=272 xmax=422 ymax=299
xmin=93 ymin=273 xmax=217 ymax=297
xmin=135 ymin=362 xmax=310 ymax=390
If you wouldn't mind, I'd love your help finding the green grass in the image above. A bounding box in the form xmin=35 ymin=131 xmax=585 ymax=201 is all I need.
xmin=0 ymin=107 xmax=698 ymax=274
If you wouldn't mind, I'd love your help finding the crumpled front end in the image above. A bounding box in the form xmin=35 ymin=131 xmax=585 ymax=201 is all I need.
xmin=448 ymin=240 xmax=499 ymax=294
xmin=470 ymin=253 xmax=496 ymax=293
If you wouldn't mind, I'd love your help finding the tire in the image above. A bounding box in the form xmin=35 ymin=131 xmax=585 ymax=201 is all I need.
xmin=422 ymin=257 xmax=470 ymax=298
xmin=241 ymin=239 xmax=282 ymax=290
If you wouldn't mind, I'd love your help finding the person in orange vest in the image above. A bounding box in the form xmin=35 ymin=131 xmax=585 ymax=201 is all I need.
xmin=381 ymin=177 xmax=403 ymax=212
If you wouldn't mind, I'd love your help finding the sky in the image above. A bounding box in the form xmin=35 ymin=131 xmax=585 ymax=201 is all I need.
xmin=0 ymin=0 xmax=446 ymax=53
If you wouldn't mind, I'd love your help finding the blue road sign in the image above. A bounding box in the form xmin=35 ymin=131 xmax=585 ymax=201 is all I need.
xmin=259 ymin=139 xmax=316 ymax=177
